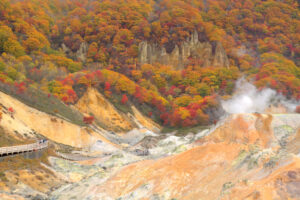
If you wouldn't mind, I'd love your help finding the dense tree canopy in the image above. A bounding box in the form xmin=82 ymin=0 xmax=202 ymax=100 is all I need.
xmin=0 ymin=0 xmax=298 ymax=127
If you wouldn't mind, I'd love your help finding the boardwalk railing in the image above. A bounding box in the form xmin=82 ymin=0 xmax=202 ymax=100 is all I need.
xmin=0 ymin=141 xmax=48 ymax=156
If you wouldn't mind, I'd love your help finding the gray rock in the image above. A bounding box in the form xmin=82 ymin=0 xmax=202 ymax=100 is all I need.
xmin=138 ymin=31 xmax=229 ymax=69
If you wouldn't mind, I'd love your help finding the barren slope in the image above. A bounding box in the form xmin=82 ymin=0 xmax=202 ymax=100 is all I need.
xmin=95 ymin=113 xmax=300 ymax=200
xmin=75 ymin=87 xmax=136 ymax=133
xmin=0 ymin=91 xmax=109 ymax=148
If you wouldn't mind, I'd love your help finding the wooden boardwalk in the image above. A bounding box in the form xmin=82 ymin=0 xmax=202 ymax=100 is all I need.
xmin=0 ymin=141 xmax=48 ymax=157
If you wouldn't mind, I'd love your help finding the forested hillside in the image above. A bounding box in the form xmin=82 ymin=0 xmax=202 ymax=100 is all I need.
xmin=0 ymin=0 xmax=299 ymax=127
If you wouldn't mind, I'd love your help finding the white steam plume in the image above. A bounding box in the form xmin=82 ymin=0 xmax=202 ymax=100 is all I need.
xmin=221 ymin=78 xmax=299 ymax=114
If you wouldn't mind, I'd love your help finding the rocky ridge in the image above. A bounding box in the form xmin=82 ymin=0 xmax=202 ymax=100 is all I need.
xmin=138 ymin=31 xmax=230 ymax=69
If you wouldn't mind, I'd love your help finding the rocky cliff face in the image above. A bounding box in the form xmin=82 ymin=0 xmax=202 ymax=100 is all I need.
xmin=75 ymin=88 xmax=161 ymax=134
xmin=138 ymin=31 xmax=230 ymax=69
xmin=62 ymin=42 xmax=88 ymax=63
xmin=75 ymin=88 xmax=136 ymax=133
xmin=129 ymin=105 xmax=161 ymax=133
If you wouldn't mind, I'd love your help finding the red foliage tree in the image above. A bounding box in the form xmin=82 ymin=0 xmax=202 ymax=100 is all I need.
xmin=94 ymin=70 xmax=103 ymax=81
xmin=8 ymin=107 xmax=15 ymax=117
xmin=169 ymin=110 xmax=181 ymax=127
xmin=220 ymin=80 xmax=227 ymax=90
xmin=104 ymin=82 xmax=111 ymax=91
xmin=160 ymin=112 xmax=169 ymax=125
xmin=295 ymin=105 xmax=300 ymax=113
xmin=67 ymin=89 xmax=78 ymax=103
xmin=83 ymin=116 xmax=94 ymax=124
xmin=14 ymin=82 xmax=26 ymax=94
xmin=181 ymin=118 xmax=197 ymax=127
xmin=121 ymin=94 xmax=128 ymax=104
xmin=8 ymin=107 xmax=14 ymax=113
xmin=134 ymin=86 xmax=144 ymax=103
xmin=156 ymin=102 xmax=166 ymax=113
xmin=61 ymin=96 xmax=68 ymax=103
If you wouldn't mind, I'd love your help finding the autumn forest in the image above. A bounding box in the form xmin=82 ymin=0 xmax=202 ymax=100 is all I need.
xmin=0 ymin=0 xmax=299 ymax=127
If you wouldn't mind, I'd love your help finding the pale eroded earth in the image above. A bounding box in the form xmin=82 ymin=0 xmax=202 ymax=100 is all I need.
xmin=0 ymin=90 xmax=299 ymax=200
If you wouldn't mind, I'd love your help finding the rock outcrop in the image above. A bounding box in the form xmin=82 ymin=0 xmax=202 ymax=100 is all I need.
xmin=75 ymin=88 xmax=161 ymax=134
xmin=138 ymin=31 xmax=229 ymax=69
xmin=75 ymin=88 xmax=137 ymax=133
xmin=62 ymin=42 xmax=88 ymax=62
xmin=130 ymin=106 xmax=161 ymax=133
